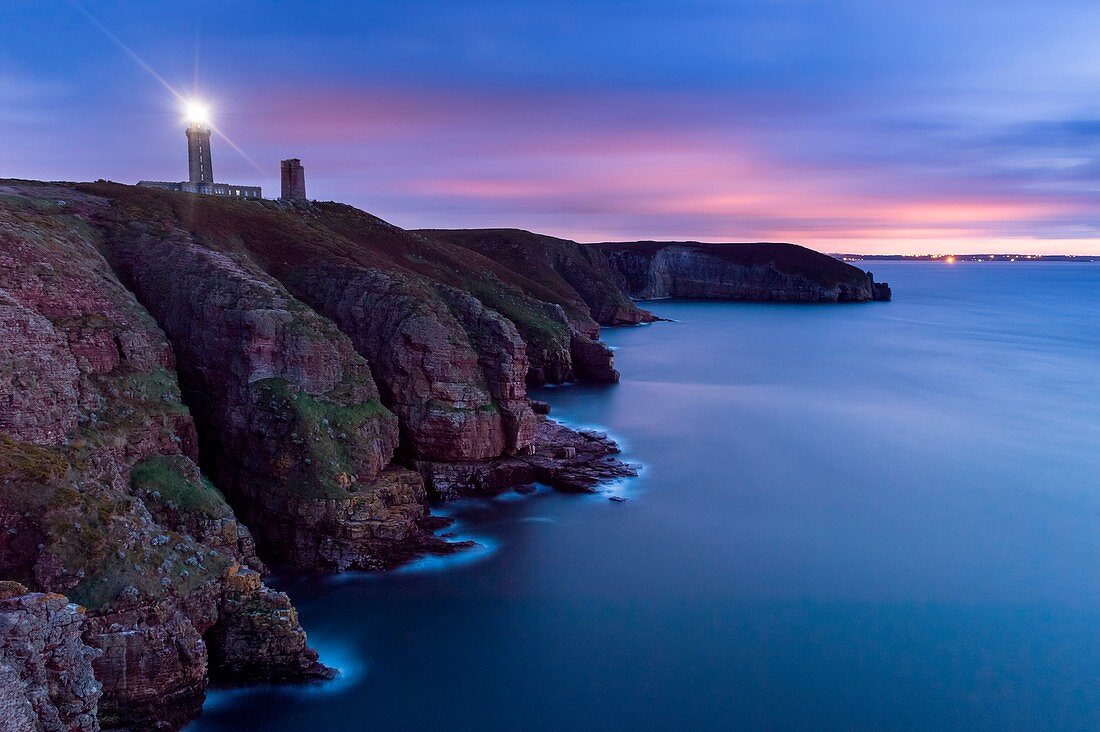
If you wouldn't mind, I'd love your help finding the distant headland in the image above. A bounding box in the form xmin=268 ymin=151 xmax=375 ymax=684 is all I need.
xmin=834 ymin=253 xmax=1100 ymax=263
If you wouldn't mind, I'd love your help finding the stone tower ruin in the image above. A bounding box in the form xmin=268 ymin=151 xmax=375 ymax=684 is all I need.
xmin=280 ymin=158 xmax=307 ymax=201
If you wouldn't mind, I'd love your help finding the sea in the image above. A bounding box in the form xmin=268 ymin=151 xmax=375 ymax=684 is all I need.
xmin=190 ymin=263 xmax=1100 ymax=731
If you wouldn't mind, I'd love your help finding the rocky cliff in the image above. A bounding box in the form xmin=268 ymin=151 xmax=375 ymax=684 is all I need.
xmin=0 ymin=185 xmax=327 ymax=730
xmin=422 ymin=228 xmax=662 ymax=383
xmin=593 ymin=241 xmax=892 ymax=302
xmin=419 ymin=229 xmax=656 ymax=328
xmin=0 ymin=582 xmax=100 ymax=732
xmin=1 ymin=180 xmax=887 ymax=730
xmin=76 ymin=186 xmax=632 ymax=496
xmin=0 ymin=181 xmax=639 ymax=729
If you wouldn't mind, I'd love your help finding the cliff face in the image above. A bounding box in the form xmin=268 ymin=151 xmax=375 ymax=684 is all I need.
xmin=73 ymin=187 xmax=635 ymax=493
xmin=419 ymin=229 xmax=656 ymax=328
xmin=281 ymin=267 xmax=527 ymax=461
xmin=0 ymin=186 xmax=327 ymax=730
xmin=90 ymin=200 xmax=445 ymax=572
xmin=421 ymin=228 xmax=661 ymax=382
xmin=594 ymin=242 xmax=892 ymax=302
xmin=0 ymin=181 xmax=680 ymax=729
xmin=0 ymin=582 xmax=100 ymax=732
xmin=286 ymin=205 xmax=622 ymax=386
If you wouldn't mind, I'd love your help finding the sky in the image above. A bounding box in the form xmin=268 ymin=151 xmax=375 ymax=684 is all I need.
xmin=3 ymin=1 xmax=1100 ymax=253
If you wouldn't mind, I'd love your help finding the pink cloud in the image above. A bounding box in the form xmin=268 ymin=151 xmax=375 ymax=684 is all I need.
xmin=219 ymin=82 xmax=1100 ymax=254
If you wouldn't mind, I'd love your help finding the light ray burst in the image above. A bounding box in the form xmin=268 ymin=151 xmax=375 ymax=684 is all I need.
xmin=68 ymin=0 xmax=264 ymax=175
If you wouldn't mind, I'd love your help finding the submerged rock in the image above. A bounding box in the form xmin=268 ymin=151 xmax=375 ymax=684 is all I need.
xmin=413 ymin=417 xmax=638 ymax=500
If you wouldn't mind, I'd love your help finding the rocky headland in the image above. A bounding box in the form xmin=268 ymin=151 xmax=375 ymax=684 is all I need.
xmin=593 ymin=241 xmax=892 ymax=302
xmin=0 ymin=180 xmax=888 ymax=729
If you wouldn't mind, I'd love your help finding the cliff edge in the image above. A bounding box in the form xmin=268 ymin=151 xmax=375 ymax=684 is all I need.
xmin=1 ymin=181 xmax=888 ymax=730
xmin=0 ymin=180 xmax=638 ymax=729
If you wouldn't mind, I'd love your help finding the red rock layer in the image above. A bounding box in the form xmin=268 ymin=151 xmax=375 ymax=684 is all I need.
xmin=0 ymin=186 xmax=325 ymax=730
xmin=91 ymin=203 xmax=448 ymax=571
xmin=0 ymin=583 xmax=100 ymax=732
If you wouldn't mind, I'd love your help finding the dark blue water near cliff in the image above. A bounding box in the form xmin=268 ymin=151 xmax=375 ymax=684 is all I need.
xmin=191 ymin=263 xmax=1100 ymax=731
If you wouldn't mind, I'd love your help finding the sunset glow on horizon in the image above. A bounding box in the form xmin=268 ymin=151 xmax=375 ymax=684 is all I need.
xmin=5 ymin=1 xmax=1100 ymax=254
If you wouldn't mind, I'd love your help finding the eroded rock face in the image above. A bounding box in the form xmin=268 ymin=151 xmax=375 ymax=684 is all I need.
xmin=570 ymin=333 xmax=619 ymax=383
xmin=0 ymin=186 xmax=326 ymax=730
xmin=0 ymin=291 xmax=80 ymax=445
xmin=206 ymin=564 xmax=332 ymax=681
xmin=84 ymin=593 xmax=212 ymax=729
xmin=418 ymin=229 xmax=651 ymax=384
xmin=436 ymin=286 xmax=540 ymax=453
xmin=596 ymin=242 xmax=892 ymax=302
xmin=234 ymin=465 xmax=455 ymax=570
xmin=283 ymin=268 xmax=522 ymax=461
xmin=92 ymin=210 xmax=439 ymax=570
xmin=0 ymin=583 xmax=101 ymax=732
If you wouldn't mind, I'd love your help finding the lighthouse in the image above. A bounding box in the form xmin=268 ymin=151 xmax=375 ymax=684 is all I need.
xmin=138 ymin=101 xmax=261 ymax=199
xmin=186 ymin=121 xmax=214 ymax=185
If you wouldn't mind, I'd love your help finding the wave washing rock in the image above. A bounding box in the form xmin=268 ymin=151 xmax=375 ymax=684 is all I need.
xmin=413 ymin=415 xmax=637 ymax=500
xmin=0 ymin=582 xmax=100 ymax=732
xmin=593 ymin=241 xmax=892 ymax=302
xmin=0 ymin=186 xmax=327 ymax=730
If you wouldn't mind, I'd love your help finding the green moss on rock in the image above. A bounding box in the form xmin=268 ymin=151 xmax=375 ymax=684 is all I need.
xmin=254 ymin=378 xmax=396 ymax=499
xmin=131 ymin=454 xmax=232 ymax=519
xmin=0 ymin=435 xmax=70 ymax=485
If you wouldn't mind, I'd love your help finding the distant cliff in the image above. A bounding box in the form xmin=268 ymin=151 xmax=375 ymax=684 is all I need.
xmin=593 ymin=241 xmax=892 ymax=302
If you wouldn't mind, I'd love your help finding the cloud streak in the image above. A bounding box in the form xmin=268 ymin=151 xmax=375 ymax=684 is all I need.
xmin=4 ymin=0 xmax=1100 ymax=253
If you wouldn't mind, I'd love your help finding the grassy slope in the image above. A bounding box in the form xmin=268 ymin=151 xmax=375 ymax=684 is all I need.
xmin=77 ymin=185 xmax=582 ymax=369
xmin=418 ymin=228 xmax=654 ymax=326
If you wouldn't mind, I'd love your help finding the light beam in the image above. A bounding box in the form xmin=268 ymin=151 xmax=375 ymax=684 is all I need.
xmin=69 ymin=0 xmax=264 ymax=175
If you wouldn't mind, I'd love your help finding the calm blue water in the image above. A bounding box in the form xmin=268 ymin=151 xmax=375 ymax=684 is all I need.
xmin=191 ymin=263 xmax=1100 ymax=731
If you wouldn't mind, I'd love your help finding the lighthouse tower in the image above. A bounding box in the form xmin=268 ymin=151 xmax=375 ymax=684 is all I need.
xmin=137 ymin=100 xmax=261 ymax=199
xmin=185 ymin=122 xmax=214 ymax=185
